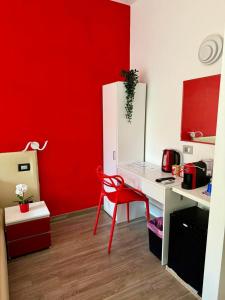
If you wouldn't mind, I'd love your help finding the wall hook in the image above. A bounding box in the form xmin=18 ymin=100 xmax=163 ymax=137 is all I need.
xmin=22 ymin=141 xmax=48 ymax=152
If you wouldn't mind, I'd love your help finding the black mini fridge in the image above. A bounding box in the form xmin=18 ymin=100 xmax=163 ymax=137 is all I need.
xmin=168 ymin=206 xmax=209 ymax=296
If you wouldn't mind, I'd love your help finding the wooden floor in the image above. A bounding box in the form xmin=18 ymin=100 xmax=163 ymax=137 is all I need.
xmin=8 ymin=209 xmax=196 ymax=300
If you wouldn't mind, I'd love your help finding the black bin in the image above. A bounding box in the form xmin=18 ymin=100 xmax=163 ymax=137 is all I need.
xmin=148 ymin=217 xmax=163 ymax=259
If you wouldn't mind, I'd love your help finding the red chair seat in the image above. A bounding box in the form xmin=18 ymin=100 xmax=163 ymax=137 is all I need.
xmin=107 ymin=188 xmax=146 ymax=204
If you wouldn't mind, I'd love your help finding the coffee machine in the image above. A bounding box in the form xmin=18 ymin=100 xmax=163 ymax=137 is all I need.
xmin=182 ymin=161 xmax=211 ymax=190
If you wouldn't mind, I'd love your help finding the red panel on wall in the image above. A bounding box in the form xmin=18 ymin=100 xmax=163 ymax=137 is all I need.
xmin=0 ymin=0 xmax=130 ymax=215
xmin=181 ymin=74 xmax=220 ymax=142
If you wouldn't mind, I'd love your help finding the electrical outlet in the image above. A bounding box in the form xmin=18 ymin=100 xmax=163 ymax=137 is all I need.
xmin=183 ymin=145 xmax=193 ymax=154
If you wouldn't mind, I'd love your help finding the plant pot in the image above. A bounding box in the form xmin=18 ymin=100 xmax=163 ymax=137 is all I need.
xmin=19 ymin=203 xmax=29 ymax=213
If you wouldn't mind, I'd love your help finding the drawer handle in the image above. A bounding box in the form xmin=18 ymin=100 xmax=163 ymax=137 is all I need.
xmin=113 ymin=151 xmax=116 ymax=161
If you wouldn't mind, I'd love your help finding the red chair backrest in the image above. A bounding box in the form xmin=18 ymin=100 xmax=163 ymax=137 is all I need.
xmin=96 ymin=166 xmax=124 ymax=194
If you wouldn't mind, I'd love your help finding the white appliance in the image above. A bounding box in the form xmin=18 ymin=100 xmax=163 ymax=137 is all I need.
xmin=103 ymin=81 xmax=146 ymax=222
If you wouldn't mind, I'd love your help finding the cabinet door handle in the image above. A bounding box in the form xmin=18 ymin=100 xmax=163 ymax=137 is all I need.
xmin=113 ymin=151 xmax=116 ymax=161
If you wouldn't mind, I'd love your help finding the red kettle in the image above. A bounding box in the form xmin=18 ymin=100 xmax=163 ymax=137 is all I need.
xmin=162 ymin=149 xmax=180 ymax=173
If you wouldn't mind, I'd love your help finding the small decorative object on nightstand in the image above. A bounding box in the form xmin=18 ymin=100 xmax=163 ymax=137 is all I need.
xmin=15 ymin=184 xmax=33 ymax=213
xmin=4 ymin=201 xmax=51 ymax=258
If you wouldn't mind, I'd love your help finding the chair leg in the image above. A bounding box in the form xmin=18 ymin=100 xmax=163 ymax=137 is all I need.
xmin=93 ymin=193 xmax=104 ymax=235
xmin=108 ymin=204 xmax=118 ymax=254
xmin=145 ymin=199 xmax=150 ymax=222
xmin=127 ymin=202 xmax=130 ymax=223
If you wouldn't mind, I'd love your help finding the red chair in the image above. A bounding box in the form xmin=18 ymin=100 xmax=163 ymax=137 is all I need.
xmin=93 ymin=166 xmax=150 ymax=254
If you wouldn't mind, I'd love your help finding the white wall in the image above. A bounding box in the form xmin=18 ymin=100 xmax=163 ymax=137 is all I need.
xmin=131 ymin=0 xmax=225 ymax=165
xmin=202 ymin=26 xmax=225 ymax=299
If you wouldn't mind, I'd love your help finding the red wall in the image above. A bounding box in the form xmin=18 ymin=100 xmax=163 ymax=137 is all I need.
xmin=0 ymin=0 xmax=130 ymax=215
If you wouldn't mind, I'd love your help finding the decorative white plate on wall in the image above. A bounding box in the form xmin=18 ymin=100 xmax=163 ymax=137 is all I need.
xmin=198 ymin=34 xmax=223 ymax=65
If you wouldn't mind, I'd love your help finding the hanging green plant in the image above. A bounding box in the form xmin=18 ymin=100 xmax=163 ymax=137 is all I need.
xmin=121 ymin=69 xmax=139 ymax=123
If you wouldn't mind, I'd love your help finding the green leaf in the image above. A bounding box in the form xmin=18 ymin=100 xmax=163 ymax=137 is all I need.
xmin=121 ymin=69 xmax=139 ymax=123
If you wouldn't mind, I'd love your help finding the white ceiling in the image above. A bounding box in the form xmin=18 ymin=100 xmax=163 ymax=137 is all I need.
xmin=111 ymin=0 xmax=136 ymax=5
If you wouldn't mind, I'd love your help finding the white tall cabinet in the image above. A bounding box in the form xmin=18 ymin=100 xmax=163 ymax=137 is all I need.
xmin=103 ymin=81 xmax=146 ymax=223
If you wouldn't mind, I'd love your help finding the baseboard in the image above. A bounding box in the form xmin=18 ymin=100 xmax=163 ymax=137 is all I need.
xmin=166 ymin=266 xmax=201 ymax=299
xmin=51 ymin=206 xmax=97 ymax=223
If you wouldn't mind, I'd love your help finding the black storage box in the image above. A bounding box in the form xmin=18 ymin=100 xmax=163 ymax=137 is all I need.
xmin=148 ymin=217 xmax=163 ymax=260
xmin=168 ymin=206 xmax=209 ymax=296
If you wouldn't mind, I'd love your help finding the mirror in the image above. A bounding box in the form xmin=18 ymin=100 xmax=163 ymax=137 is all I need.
xmin=181 ymin=74 xmax=221 ymax=144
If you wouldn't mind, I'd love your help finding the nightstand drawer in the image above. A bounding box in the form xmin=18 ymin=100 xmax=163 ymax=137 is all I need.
xmin=5 ymin=217 xmax=50 ymax=241
xmin=7 ymin=232 xmax=51 ymax=258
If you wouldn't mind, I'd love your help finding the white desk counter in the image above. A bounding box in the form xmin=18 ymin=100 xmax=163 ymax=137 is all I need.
xmin=118 ymin=162 xmax=182 ymax=205
xmin=172 ymin=185 xmax=210 ymax=208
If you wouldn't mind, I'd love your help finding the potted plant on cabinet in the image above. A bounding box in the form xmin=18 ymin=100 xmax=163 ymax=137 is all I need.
xmin=121 ymin=69 xmax=139 ymax=123
xmin=15 ymin=184 xmax=33 ymax=213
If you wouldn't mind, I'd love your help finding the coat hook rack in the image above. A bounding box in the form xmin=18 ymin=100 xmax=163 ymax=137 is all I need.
xmin=22 ymin=141 xmax=48 ymax=152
